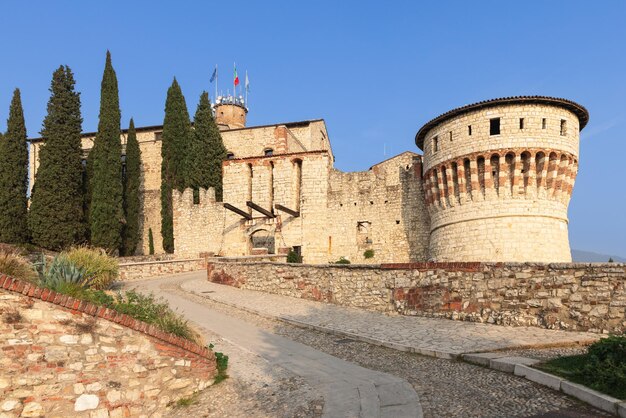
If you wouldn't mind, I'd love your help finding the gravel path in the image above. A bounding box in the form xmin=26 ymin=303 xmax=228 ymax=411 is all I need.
xmin=168 ymin=278 xmax=610 ymax=418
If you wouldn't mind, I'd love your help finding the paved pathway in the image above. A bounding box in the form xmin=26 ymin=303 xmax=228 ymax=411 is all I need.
xmin=178 ymin=273 xmax=599 ymax=358
xmin=129 ymin=274 xmax=422 ymax=418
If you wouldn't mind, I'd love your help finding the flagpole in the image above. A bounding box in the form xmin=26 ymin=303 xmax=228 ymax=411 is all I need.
xmin=245 ymin=70 xmax=248 ymax=107
xmin=215 ymin=64 xmax=218 ymax=102
xmin=233 ymin=62 xmax=236 ymax=99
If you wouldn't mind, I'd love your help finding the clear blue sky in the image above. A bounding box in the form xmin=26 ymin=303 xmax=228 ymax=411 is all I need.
xmin=0 ymin=1 xmax=624 ymax=257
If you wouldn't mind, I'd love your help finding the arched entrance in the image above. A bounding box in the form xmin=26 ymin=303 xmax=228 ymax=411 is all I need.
xmin=249 ymin=229 xmax=275 ymax=255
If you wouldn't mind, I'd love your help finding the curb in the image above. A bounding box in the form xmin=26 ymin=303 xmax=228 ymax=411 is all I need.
xmin=463 ymin=352 xmax=626 ymax=416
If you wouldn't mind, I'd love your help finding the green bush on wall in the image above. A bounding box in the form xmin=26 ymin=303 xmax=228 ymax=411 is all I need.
xmin=363 ymin=249 xmax=375 ymax=259
xmin=335 ymin=257 xmax=351 ymax=264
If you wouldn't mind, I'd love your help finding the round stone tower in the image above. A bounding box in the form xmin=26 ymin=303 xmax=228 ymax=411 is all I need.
xmin=214 ymin=96 xmax=247 ymax=129
xmin=415 ymin=96 xmax=589 ymax=262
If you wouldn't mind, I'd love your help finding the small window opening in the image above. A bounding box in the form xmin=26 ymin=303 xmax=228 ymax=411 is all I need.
xmin=519 ymin=118 xmax=524 ymax=129
xmin=193 ymin=188 xmax=200 ymax=204
xmin=395 ymin=220 xmax=400 ymax=225
xmin=370 ymin=201 xmax=374 ymax=205
xmin=489 ymin=118 xmax=500 ymax=136
xmin=154 ymin=131 xmax=163 ymax=141
xmin=542 ymin=118 xmax=547 ymax=129
xmin=226 ymin=152 xmax=235 ymax=160
xmin=560 ymin=119 xmax=567 ymax=136
xmin=468 ymin=125 xmax=472 ymax=136
xmin=449 ymin=131 xmax=453 ymax=141
xmin=432 ymin=136 xmax=439 ymax=152
xmin=264 ymin=148 xmax=274 ymax=156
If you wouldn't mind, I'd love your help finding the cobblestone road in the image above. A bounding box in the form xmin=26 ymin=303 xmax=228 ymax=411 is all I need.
xmin=128 ymin=272 xmax=609 ymax=417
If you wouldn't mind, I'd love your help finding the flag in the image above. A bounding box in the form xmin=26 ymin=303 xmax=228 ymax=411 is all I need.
xmin=245 ymin=71 xmax=250 ymax=92
xmin=233 ymin=65 xmax=240 ymax=87
xmin=210 ymin=66 xmax=217 ymax=83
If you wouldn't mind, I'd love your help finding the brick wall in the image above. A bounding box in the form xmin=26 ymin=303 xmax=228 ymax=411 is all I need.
xmin=0 ymin=275 xmax=216 ymax=417
xmin=207 ymin=260 xmax=626 ymax=334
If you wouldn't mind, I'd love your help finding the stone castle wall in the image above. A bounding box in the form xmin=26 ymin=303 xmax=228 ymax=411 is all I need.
xmin=420 ymin=103 xmax=582 ymax=262
xmin=207 ymin=260 xmax=626 ymax=334
xmin=327 ymin=152 xmax=430 ymax=263
xmin=0 ymin=276 xmax=216 ymax=417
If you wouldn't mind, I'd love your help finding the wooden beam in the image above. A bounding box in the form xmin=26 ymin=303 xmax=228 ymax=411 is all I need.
xmin=275 ymin=204 xmax=300 ymax=217
xmin=223 ymin=203 xmax=252 ymax=220
xmin=246 ymin=201 xmax=275 ymax=218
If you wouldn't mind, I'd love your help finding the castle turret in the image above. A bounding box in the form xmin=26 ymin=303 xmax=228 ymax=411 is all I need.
xmin=416 ymin=96 xmax=589 ymax=262
xmin=214 ymin=95 xmax=247 ymax=130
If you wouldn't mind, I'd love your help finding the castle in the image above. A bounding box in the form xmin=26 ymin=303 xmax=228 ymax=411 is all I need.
xmin=28 ymin=95 xmax=588 ymax=263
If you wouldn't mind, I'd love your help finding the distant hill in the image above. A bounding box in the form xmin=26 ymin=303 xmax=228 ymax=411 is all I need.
xmin=571 ymin=249 xmax=626 ymax=263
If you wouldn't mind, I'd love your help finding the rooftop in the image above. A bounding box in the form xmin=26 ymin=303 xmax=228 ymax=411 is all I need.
xmin=415 ymin=96 xmax=590 ymax=150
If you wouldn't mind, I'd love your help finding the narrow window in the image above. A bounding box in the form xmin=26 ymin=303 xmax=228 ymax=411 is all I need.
xmin=519 ymin=118 xmax=524 ymax=129
xmin=542 ymin=118 xmax=547 ymax=129
xmin=489 ymin=118 xmax=500 ymax=136
xmin=432 ymin=136 xmax=439 ymax=152
xmin=264 ymin=148 xmax=274 ymax=156
xmin=560 ymin=119 xmax=567 ymax=136
xmin=468 ymin=125 xmax=472 ymax=136
xmin=449 ymin=131 xmax=453 ymax=141
xmin=154 ymin=131 xmax=163 ymax=141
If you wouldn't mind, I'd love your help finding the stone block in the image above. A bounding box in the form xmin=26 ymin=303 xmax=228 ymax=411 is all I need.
xmin=462 ymin=352 xmax=507 ymax=367
xmin=560 ymin=381 xmax=618 ymax=415
xmin=513 ymin=365 xmax=562 ymax=390
xmin=618 ymin=402 xmax=626 ymax=418
xmin=489 ymin=356 xmax=539 ymax=373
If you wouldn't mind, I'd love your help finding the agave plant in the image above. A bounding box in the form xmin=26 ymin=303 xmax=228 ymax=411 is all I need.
xmin=40 ymin=255 xmax=95 ymax=289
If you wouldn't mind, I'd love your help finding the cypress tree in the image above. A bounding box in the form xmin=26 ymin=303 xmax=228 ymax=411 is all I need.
xmin=121 ymin=118 xmax=141 ymax=255
xmin=89 ymin=51 xmax=123 ymax=252
xmin=28 ymin=66 xmax=85 ymax=249
xmin=161 ymin=78 xmax=191 ymax=253
xmin=189 ymin=91 xmax=227 ymax=200
xmin=0 ymin=89 xmax=29 ymax=243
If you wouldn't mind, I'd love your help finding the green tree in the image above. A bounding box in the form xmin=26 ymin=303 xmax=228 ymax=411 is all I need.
xmin=189 ymin=91 xmax=227 ymax=200
xmin=0 ymin=89 xmax=29 ymax=243
xmin=28 ymin=66 xmax=85 ymax=249
xmin=161 ymin=78 xmax=191 ymax=253
xmin=121 ymin=118 xmax=141 ymax=255
xmin=89 ymin=51 xmax=123 ymax=252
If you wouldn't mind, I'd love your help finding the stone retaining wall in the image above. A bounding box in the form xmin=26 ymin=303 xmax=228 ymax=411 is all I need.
xmin=207 ymin=261 xmax=626 ymax=334
xmin=119 ymin=258 xmax=205 ymax=281
xmin=0 ymin=275 xmax=217 ymax=417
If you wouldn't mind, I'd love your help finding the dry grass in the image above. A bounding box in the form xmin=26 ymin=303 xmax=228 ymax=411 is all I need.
xmin=64 ymin=246 xmax=119 ymax=290
xmin=0 ymin=250 xmax=38 ymax=283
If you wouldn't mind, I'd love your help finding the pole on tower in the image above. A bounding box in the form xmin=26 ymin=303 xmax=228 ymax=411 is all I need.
xmin=215 ymin=64 xmax=218 ymax=102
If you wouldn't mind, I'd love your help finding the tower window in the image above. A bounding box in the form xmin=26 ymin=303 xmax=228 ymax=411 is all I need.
xmin=264 ymin=148 xmax=274 ymax=156
xmin=542 ymin=118 xmax=547 ymax=129
xmin=560 ymin=119 xmax=567 ymax=136
xmin=449 ymin=131 xmax=453 ymax=141
xmin=432 ymin=136 xmax=439 ymax=152
xmin=154 ymin=131 xmax=163 ymax=141
xmin=468 ymin=125 xmax=472 ymax=136
xmin=489 ymin=118 xmax=500 ymax=136
xmin=519 ymin=118 xmax=524 ymax=129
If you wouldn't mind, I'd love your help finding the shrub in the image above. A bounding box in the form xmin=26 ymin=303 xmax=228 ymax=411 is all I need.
xmin=335 ymin=257 xmax=351 ymax=264
xmin=0 ymin=250 xmax=38 ymax=283
xmin=209 ymin=343 xmax=229 ymax=384
xmin=40 ymin=255 xmax=94 ymax=289
xmin=287 ymin=250 xmax=301 ymax=263
xmin=148 ymin=228 xmax=155 ymax=255
xmin=363 ymin=249 xmax=375 ymax=259
xmin=538 ymin=335 xmax=626 ymax=399
xmin=64 ymin=246 xmax=118 ymax=289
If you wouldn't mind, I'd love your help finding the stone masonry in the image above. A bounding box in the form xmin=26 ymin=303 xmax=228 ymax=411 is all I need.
xmin=207 ymin=260 xmax=626 ymax=334
xmin=29 ymin=95 xmax=590 ymax=264
xmin=417 ymin=97 xmax=589 ymax=262
xmin=0 ymin=276 xmax=216 ymax=417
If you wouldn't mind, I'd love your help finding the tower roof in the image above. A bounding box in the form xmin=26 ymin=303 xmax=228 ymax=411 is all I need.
xmin=415 ymin=96 xmax=590 ymax=150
